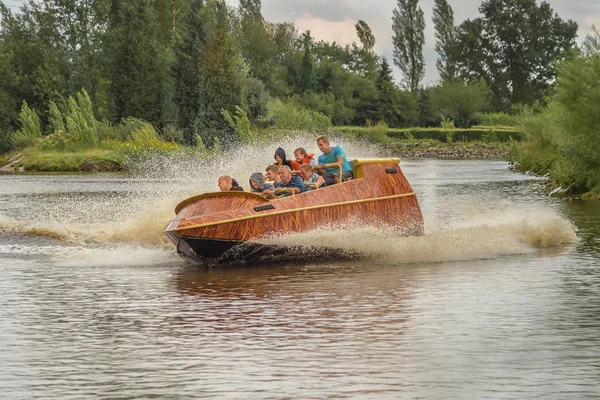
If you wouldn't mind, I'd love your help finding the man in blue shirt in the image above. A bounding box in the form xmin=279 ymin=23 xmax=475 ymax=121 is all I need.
xmin=264 ymin=165 xmax=307 ymax=198
xmin=314 ymin=136 xmax=353 ymax=185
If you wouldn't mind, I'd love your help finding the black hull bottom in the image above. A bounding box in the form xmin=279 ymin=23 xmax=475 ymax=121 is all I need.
xmin=177 ymin=236 xmax=362 ymax=267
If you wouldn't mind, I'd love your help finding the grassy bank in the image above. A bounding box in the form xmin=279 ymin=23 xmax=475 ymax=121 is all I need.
xmin=1 ymin=126 xmax=516 ymax=173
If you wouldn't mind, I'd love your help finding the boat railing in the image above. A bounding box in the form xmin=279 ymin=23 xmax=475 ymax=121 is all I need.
xmin=318 ymin=163 xmax=344 ymax=181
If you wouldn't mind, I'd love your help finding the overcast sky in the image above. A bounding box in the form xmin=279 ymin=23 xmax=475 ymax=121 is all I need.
xmin=5 ymin=0 xmax=600 ymax=84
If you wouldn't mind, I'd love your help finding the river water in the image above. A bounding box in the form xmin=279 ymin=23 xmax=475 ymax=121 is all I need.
xmin=0 ymin=147 xmax=599 ymax=398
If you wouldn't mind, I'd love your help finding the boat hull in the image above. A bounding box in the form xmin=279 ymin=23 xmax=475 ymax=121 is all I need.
xmin=164 ymin=159 xmax=424 ymax=266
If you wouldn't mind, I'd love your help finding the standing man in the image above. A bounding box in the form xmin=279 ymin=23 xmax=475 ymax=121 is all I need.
xmin=313 ymin=136 xmax=353 ymax=185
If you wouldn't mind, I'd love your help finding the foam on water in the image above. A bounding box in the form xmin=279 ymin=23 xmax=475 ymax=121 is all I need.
xmin=257 ymin=208 xmax=577 ymax=264
xmin=0 ymin=135 xmax=578 ymax=267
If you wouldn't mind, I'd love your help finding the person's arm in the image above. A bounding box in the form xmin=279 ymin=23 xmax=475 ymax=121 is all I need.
xmin=316 ymin=175 xmax=325 ymax=187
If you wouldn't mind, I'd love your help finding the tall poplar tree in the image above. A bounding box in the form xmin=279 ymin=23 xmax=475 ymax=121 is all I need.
xmin=432 ymin=0 xmax=456 ymax=82
xmin=106 ymin=0 xmax=173 ymax=126
xmin=391 ymin=0 xmax=425 ymax=97
xmin=173 ymin=0 xmax=205 ymax=144
xmin=196 ymin=0 xmax=243 ymax=147
xmin=300 ymin=31 xmax=315 ymax=93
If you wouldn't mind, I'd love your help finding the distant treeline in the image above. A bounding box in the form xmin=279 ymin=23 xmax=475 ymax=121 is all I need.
xmin=0 ymin=0 xmax=578 ymax=151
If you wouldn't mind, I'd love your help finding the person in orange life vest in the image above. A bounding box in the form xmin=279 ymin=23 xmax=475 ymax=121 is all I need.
xmin=294 ymin=147 xmax=317 ymax=167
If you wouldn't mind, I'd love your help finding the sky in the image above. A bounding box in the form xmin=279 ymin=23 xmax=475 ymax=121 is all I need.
xmin=4 ymin=0 xmax=600 ymax=84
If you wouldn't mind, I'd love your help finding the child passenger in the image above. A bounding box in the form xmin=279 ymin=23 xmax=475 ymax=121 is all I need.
xmin=294 ymin=147 xmax=317 ymax=167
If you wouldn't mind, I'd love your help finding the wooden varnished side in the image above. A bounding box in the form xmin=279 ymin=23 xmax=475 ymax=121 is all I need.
xmin=166 ymin=161 xmax=423 ymax=242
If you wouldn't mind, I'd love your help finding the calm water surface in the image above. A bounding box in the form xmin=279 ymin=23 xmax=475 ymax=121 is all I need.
xmin=0 ymin=159 xmax=599 ymax=399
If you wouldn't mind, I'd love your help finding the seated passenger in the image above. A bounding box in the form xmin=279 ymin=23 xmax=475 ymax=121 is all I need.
xmin=274 ymin=147 xmax=301 ymax=171
xmin=298 ymin=164 xmax=325 ymax=189
xmin=249 ymin=172 xmax=275 ymax=193
xmin=265 ymin=165 xmax=281 ymax=187
xmin=264 ymin=165 xmax=307 ymax=198
xmin=294 ymin=147 xmax=317 ymax=167
xmin=313 ymin=136 xmax=353 ymax=185
xmin=217 ymin=175 xmax=244 ymax=192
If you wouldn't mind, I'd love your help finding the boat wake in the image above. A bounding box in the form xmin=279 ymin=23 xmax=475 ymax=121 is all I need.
xmin=0 ymin=205 xmax=577 ymax=267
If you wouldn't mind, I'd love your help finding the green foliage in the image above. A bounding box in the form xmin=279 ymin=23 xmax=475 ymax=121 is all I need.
xmin=107 ymin=0 xmax=173 ymax=127
xmin=266 ymin=98 xmax=332 ymax=131
xmin=196 ymin=0 xmax=244 ymax=148
xmin=48 ymin=101 xmax=66 ymax=133
xmin=472 ymin=112 xmax=516 ymax=127
xmin=361 ymin=120 xmax=389 ymax=143
xmin=293 ymin=92 xmax=354 ymax=126
xmin=222 ymin=106 xmax=257 ymax=143
xmin=392 ymin=0 xmax=425 ymax=96
xmin=11 ymin=101 xmax=41 ymax=149
xmin=65 ymin=90 xmax=98 ymax=148
xmin=173 ymin=0 xmax=206 ymax=145
xmin=455 ymin=0 xmax=578 ymax=110
xmin=510 ymin=105 xmax=562 ymax=176
xmin=242 ymin=78 xmax=271 ymax=120
xmin=432 ymin=0 xmax=457 ymax=82
xmin=300 ymin=32 xmax=316 ymax=93
xmin=432 ymin=80 xmax=489 ymax=128
xmin=440 ymin=116 xmax=455 ymax=143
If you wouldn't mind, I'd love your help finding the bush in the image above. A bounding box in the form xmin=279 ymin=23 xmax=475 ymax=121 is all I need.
xmin=343 ymin=120 xmax=388 ymax=144
xmin=11 ymin=101 xmax=41 ymax=149
xmin=242 ymin=78 xmax=271 ymax=120
xmin=266 ymin=98 xmax=332 ymax=131
xmin=473 ymin=112 xmax=517 ymax=127
xmin=222 ymin=106 xmax=258 ymax=144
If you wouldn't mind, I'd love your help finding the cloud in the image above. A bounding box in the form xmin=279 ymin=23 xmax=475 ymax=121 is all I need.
xmin=295 ymin=15 xmax=359 ymax=45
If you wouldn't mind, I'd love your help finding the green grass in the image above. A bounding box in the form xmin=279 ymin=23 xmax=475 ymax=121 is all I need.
xmin=14 ymin=148 xmax=125 ymax=172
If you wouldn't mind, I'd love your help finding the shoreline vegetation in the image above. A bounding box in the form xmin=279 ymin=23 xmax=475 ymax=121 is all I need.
xmin=1 ymin=0 xmax=598 ymax=198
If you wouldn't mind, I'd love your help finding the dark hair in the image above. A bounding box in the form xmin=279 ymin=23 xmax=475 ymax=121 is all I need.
xmin=316 ymin=136 xmax=329 ymax=144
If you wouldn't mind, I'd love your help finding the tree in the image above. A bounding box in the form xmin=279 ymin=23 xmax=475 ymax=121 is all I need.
xmin=106 ymin=0 xmax=174 ymax=127
xmin=173 ymin=0 xmax=205 ymax=144
xmin=352 ymin=20 xmax=378 ymax=78
xmin=455 ymin=0 xmax=577 ymax=110
xmin=432 ymin=0 xmax=457 ymax=82
xmin=196 ymin=0 xmax=244 ymax=147
xmin=237 ymin=0 xmax=289 ymax=96
xmin=299 ymin=31 xmax=315 ymax=93
xmin=392 ymin=0 xmax=425 ymax=97
xmin=431 ymin=80 xmax=489 ymax=128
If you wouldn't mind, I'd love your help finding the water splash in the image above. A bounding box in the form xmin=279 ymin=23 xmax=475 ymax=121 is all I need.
xmin=257 ymin=208 xmax=577 ymax=264
xmin=0 ymin=135 xmax=578 ymax=266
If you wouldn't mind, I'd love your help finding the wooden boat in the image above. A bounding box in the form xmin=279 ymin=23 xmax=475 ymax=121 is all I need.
xmin=164 ymin=158 xmax=423 ymax=265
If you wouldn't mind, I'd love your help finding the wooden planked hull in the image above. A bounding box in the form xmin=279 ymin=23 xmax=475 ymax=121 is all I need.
xmin=164 ymin=159 xmax=424 ymax=265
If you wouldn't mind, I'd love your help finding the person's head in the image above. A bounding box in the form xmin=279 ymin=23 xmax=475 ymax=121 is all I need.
xmin=278 ymin=165 xmax=292 ymax=184
xmin=274 ymin=147 xmax=286 ymax=165
xmin=316 ymin=136 xmax=332 ymax=154
xmin=265 ymin=165 xmax=280 ymax=182
xmin=294 ymin=147 xmax=308 ymax=163
xmin=299 ymin=163 xmax=314 ymax=181
xmin=249 ymin=172 xmax=265 ymax=192
xmin=217 ymin=175 xmax=233 ymax=191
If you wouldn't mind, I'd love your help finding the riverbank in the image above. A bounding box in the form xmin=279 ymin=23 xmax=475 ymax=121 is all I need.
xmin=0 ymin=140 xmax=512 ymax=173
xmin=384 ymin=141 xmax=510 ymax=160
